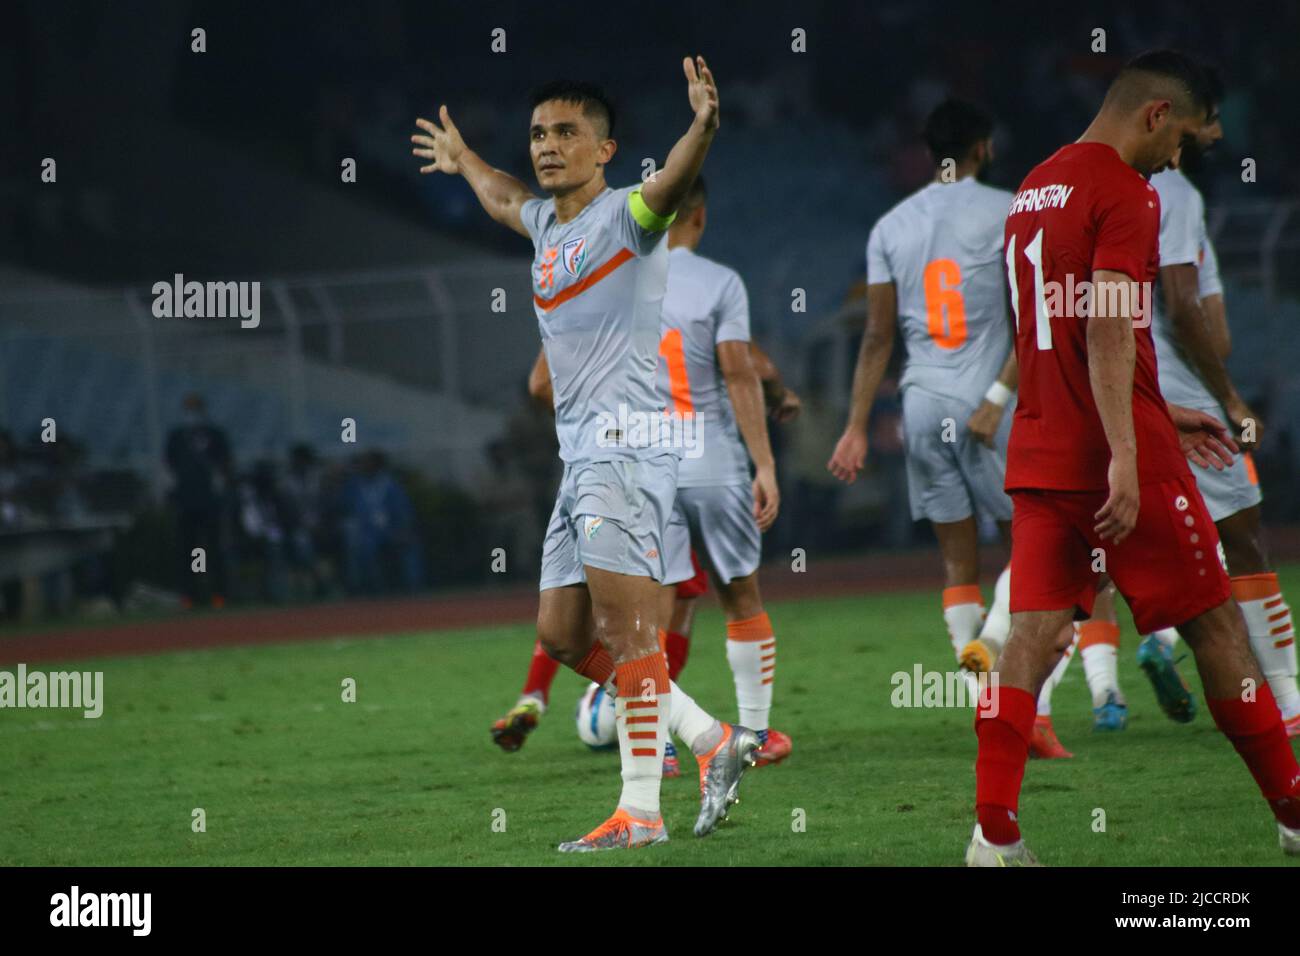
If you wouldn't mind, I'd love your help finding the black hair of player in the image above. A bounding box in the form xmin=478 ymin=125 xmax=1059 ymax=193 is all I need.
xmin=680 ymin=175 xmax=707 ymax=214
xmin=530 ymin=80 xmax=616 ymax=139
xmin=1199 ymin=62 xmax=1224 ymax=111
xmin=922 ymin=99 xmax=994 ymax=167
xmin=1112 ymin=50 xmax=1211 ymax=118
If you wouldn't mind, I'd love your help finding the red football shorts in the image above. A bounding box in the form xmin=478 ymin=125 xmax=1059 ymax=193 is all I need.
xmin=675 ymin=549 xmax=709 ymax=600
xmin=1009 ymin=474 xmax=1231 ymax=634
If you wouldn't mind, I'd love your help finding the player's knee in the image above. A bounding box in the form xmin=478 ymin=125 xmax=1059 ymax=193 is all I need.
xmin=1050 ymin=623 xmax=1076 ymax=656
xmin=719 ymin=575 xmax=763 ymax=620
xmin=1179 ymin=598 xmax=1247 ymax=651
xmin=536 ymin=620 xmax=584 ymax=666
xmin=1222 ymin=533 xmax=1269 ymax=577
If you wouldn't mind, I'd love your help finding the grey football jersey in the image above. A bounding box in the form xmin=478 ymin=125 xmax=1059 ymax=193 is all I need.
xmin=520 ymin=185 xmax=678 ymax=464
xmin=657 ymin=246 xmax=751 ymax=487
xmin=866 ymin=177 xmax=1013 ymax=407
xmin=1151 ymin=169 xmax=1217 ymax=409
xmin=1199 ymin=232 xmax=1223 ymax=298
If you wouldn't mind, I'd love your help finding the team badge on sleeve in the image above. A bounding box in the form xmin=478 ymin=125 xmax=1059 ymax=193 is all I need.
xmin=562 ymin=237 xmax=588 ymax=277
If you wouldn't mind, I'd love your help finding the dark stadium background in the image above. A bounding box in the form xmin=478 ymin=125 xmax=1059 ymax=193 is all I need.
xmin=2 ymin=0 xmax=1298 ymax=623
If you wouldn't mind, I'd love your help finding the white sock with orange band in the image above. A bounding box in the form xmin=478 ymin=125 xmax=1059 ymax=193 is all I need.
xmin=725 ymin=612 xmax=775 ymax=743
xmin=613 ymin=653 xmax=671 ymax=817
xmin=942 ymin=585 xmax=985 ymax=659
xmin=976 ymin=566 xmax=1012 ymax=655
xmin=1077 ymin=619 xmax=1124 ymax=708
xmin=666 ymin=679 xmax=723 ymax=756
xmin=1148 ymin=627 xmax=1180 ymax=650
xmin=1232 ymin=572 xmax=1300 ymax=721
xmin=1037 ymin=630 xmax=1079 ymax=717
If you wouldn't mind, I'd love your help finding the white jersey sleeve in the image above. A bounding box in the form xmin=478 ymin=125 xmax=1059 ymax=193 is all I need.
xmin=1156 ymin=172 xmax=1205 ymax=267
xmin=612 ymin=186 xmax=677 ymax=256
xmin=1151 ymin=169 xmax=1218 ymax=409
xmin=714 ymin=271 xmax=750 ymax=345
xmin=866 ymin=219 xmax=893 ymax=285
xmin=1199 ymin=233 xmax=1224 ymax=298
xmin=520 ymin=196 xmax=547 ymax=244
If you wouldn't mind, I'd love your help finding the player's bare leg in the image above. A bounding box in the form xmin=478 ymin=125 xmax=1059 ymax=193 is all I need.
xmin=558 ymin=567 xmax=672 ymax=852
xmin=491 ymin=585 xmax=598 ymax=753
xmin=1138 ymin=506 xmax=1296 ymax=728
xmin=942 ymin=519 xmax=1072 ymax=755
xmin=1216 ymin=506 xmax=1300 ymax=733
xmin=967 ymin=607 xmax=1075 ymax=865
xmin=1029 ymin=623 xmax=1077 ymax=758
xmin=489 ymin=602 xmax=575 ymax=751
xmin=1077 ymin=581 xmax=1129 ymax=730
xmin=715 ymin=570 xmax=790 ymax=766
xmin=656 ymin=565 xmax=704 ymax=778
xmin=489 ymin=642 xmax=561 ymax=752
xmin=660 ymin=551 xmax=705 ymax=682
xmin=1134 ymin=560 xmax=1197 ymax=722
xmin=652 ymin=582 xmax=759 ymax=833
xmin=957 ymin=520 xmax=1017 ymax=671
xmin=1177 ymin=598 xmax=1300 ymax=853
xmin=666 ymin=590 xmax=699 ymax=677
xmin=935 ymin=518 xmax=987 ymax=695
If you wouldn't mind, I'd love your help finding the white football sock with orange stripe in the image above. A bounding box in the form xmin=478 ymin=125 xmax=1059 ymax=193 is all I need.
xmin=1036 ymin=630 xmax=1078 ymax=717
xmin=943 ymin=585 xmax=985 ymax=660
xmin=725 ymin=612 xmax=775 ymax=732
xmin=1232 ymin=573 xmax=1300 ymax=721
xmin=613 ymin=653 xmax=671 ymax=816
xmin=666 ymin=679 xmax=722 ymax=756
xmin=1077 ymin=620 xmax=1124 ymax=708
xmin=976 ymin=566 xmax=1012 ymax=655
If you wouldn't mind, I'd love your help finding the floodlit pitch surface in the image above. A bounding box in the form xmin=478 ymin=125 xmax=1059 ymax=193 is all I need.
xmin=3 ymin=567 xmax=1299 ymax=866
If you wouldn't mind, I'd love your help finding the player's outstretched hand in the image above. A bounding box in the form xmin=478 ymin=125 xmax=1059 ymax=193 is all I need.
xmin=683 ymin=56 xmax=719 ymax=132
xmin=1095 ymin=455 xmax=1139 ymax=544
xmin=772 ymin=387 xmax=802 ymax=424
xmin=1168 ymin=403 xmax=1239 ymax=471
xmin=411 ymin=105 xmax=467 ymax=175
xmin=966 ymin=399 xmax=1003 ymax=448
xmin=828 ymin=429 xmax=867 ymax=484
xmin=753 ymin=464 xmax=779 ymax=532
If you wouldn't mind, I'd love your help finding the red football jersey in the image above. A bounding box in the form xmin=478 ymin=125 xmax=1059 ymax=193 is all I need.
xmin=1004 ymin=142 xmax=1189 ymax=492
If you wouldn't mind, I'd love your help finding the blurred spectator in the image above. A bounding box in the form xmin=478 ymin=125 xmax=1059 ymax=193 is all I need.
xmin=781 ymin=390 xmax=844 ymax=556
xmin=164 ymin=393 xmax=233 ymax=609
xmin=278 ymin=443 xmax=335 ymax=598
xmin=493 ymin=383 xmax=561 ymax=566
xmin=236 ymin=460 xmax=289 ymax=603
xmin=0 ymin=430 xmax=31 ymax=619
xmin=480 ymin=438 xmax=541 ymax=579
xmin=340 ymin=451 xmax=423 ymax=594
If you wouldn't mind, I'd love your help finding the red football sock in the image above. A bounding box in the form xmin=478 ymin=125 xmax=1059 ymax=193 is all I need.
xmin=1206 ymin=683 xmax=1300 ymax=829
xmin=664 ymin=630 xmax=690 ymax=681
xmin=974 ymin=685 xmax=1037 ymax=845
xmin=522 ymin=639 xmax=561 ymax=705
xmin=573 ymin=642 xmax=616 ymax=686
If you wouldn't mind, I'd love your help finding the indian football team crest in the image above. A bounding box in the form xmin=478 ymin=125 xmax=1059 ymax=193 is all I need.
xmin=562 ymin=236 xmax=587 ymax=277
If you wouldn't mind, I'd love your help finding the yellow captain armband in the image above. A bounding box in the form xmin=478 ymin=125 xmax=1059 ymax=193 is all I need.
xmin=628 ymin=188 xmax=677 ymax=232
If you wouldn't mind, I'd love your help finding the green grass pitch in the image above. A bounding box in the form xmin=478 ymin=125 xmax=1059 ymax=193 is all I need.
xmin=3 ymin=565 xmax=1299 ymax=866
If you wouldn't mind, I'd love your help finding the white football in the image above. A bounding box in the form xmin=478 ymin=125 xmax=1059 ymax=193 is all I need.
xmin=575 ymin=682 xmax=618 ymax=749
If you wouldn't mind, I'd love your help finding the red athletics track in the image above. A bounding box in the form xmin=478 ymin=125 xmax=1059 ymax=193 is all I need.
xmin=3 ymin=528 xmax=1298 ymax=666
